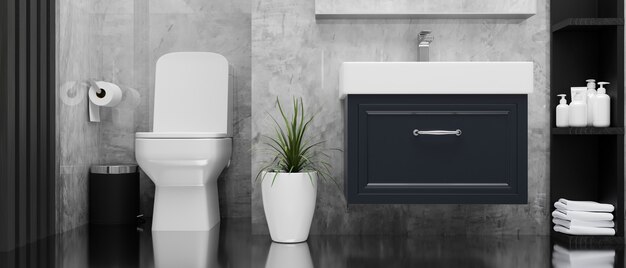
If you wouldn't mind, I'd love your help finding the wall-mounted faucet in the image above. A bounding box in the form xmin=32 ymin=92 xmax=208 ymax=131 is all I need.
xmin=418 ymin=30 xmax=434 ymax=62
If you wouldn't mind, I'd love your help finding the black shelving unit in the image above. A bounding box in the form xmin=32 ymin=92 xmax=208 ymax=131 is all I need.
xmin=550 ymin=0 xmax=625 ymax=245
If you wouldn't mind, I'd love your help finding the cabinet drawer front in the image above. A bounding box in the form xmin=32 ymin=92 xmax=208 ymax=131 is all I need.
xmin=362 ymin=104 xmax=515 ymax=190
xmin=346 ymin=95 xmax=527 ymax=204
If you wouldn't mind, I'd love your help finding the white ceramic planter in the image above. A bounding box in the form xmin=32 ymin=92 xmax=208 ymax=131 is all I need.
xmin=261 ymin=172 xmax=317 ymax=243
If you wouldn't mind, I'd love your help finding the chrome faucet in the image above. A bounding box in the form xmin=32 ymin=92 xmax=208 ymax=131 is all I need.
xmin=417 ymin=30 xmax=434 ymax=62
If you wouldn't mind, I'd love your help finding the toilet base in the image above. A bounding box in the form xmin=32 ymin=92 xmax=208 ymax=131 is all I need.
xmin=152 ymin=184 xmax=220 ymax=231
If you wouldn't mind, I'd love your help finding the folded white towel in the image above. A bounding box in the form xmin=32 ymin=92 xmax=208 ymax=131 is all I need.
xmin=554 ymin=224 xmax=615 ymax=236
xmin=556 ymin=199 xmax=614 ymax=212
xmin=552 ymin=218 xmax=615 ymax=228
xmin=552 ymin=209 xmax=613 ymax=221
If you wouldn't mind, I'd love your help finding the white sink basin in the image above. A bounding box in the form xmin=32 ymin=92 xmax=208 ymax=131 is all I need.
xmin=340 ymin=62 xmax=533 ymax=98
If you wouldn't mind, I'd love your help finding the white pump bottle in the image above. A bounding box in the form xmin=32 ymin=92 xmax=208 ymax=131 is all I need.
xmin=586 ymin=79 xmax=597 ymax=125
xmin=556 ymin=94 xmax=569 ymax=127
xmin=593 ymin=82 xmax=611 ymax=127
xmin=569 ymin=91 xmax=587 ymax=127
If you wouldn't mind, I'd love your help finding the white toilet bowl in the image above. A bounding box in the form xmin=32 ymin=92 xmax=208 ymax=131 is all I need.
xmin=135 ymin=52 xmax=233 ymax=231
xmin=136 ymin=136 xmax=231 ymax=231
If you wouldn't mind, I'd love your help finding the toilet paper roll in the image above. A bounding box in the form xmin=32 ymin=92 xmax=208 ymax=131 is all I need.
xmin=89 ymin=81 xmax=123 ymax=107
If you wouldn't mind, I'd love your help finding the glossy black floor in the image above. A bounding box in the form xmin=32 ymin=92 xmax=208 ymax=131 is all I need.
xmin=1 ymin=218 xmax=624 ymax=268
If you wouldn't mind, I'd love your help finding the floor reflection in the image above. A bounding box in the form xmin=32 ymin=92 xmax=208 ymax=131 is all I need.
xmin=89 ymin=226 xmax=139 ymax=267
xmin=552 ymin=244 xmax=615 ymax=268
xmin=265 ymin=242 xmax=313 ymax=268
xmin=152 ymin=225 xmax=219 ymax=268
xmin=2 ymin=218 xmax=626 ymax=267
xmin=304 ymin=235 xmax=549 ymax=268
xmin=550 ymin=241 xmax=624 ymax=268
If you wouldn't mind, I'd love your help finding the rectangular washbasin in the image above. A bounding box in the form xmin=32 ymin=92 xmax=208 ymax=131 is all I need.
xmin=340 ymin=62 xmax=534 ymax=98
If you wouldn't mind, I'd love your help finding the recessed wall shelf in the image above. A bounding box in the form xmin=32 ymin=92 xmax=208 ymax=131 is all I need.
xmin=552 ymin=18 xmax=624 ymax=32
xmin=551 ymin=127 xmax=625 ymax=135
xmin=550 ymin=0 xmax=625 ymax=244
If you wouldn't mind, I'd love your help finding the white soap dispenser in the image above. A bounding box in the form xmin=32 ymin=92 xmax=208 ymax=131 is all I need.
xmin=587 ymin=79 xmax=597 ymax=90
xmin=586 ymin=79 xmax=597 ymax=125
xmin=569 ymin=91 xmax=587 ymax=127
xmin=556 ymin=94 xmax=569 ymax=127
xmin=593 ymin=81 xmax=611 ymax=127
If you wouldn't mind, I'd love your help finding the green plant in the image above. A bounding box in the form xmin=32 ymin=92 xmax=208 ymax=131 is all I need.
xmin=256 ymin=97 xmax=337 ymax=186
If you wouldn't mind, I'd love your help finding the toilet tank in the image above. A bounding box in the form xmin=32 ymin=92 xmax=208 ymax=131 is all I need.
xmin=153 ymin=52 xmax=232 ymax=136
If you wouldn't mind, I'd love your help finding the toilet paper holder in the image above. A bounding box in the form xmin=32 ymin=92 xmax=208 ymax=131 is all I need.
xmin=88 ymin=80 xmax=103 ymax=122
xmin=88 ymin=80 xmax=123 ymax=122
xmin=88 ymin=80 xmax=104 ymax=95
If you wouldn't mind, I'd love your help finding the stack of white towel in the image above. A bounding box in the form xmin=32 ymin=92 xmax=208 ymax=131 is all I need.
xmin=552 ymin=244 xmax=615 ymax=268
xmin=552 ymin=198 xmax=615 ymax=236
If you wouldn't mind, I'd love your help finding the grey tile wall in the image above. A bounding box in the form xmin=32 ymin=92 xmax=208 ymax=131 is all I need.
xmin=56 ymin=0 xmax=252 ymax=232
xmin=251 ymin=0 xmax=550 ymax=235
xmin=56 ymin=0 xmax=101 ymax=233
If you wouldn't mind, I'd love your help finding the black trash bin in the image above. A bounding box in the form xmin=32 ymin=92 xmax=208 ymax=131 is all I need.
xmin=89 ymin=164 xmax=139 ymax=225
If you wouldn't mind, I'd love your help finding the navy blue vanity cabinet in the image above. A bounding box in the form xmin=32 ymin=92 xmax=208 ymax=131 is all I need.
xmin=345 ymin=95 xmax=528 ymax=204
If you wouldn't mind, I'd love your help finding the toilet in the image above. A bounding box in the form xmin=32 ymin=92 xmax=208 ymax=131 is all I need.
xmin=135 ymin=52 xmax=232 ymax=231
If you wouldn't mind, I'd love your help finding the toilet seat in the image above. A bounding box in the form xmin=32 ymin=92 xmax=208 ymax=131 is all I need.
xmin=136 ymin=132 xmax=228 ymax=139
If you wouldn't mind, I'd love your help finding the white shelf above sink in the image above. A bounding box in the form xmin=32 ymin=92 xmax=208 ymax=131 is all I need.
xmin=316 ymin=12 xmax=535 ymax=20
xmin=315 ymin=0 xmax=536 ymax=20
xmin=340 ymin=61 xmax=534 ymax=98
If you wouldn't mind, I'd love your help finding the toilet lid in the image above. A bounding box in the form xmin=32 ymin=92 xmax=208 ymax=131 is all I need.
xmin=135 ymin=132 xmax=229 ymax=139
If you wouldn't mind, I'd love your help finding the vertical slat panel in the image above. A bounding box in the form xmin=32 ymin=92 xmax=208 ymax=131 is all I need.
xmin=0 ymin=0 xmax=9 ymax=252
xmin=38 ymin=0 xmax=49 ymax=240
xmin=7 ymin=0 xmax=19 ymax=249
xmin=5 ymin=0 xmax=18 ymax=251
xmin=17 ymin=0 xmax=28 ymax=248
xmin=0 ymin=0 xmax=55 ymax=252
xmin=47 ymin=0 xmax=56 ymax=237
xmin=18 ymin=3 xmax=25 ymax=243
xmin=28 ymin=0 xmax=39 ymax=248
xmin=27 ymin=242 xmax=36 ymax=268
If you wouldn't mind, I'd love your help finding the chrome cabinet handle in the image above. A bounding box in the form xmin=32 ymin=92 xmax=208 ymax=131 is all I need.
xmin=413 ymin=129 xmax=462 ymax=136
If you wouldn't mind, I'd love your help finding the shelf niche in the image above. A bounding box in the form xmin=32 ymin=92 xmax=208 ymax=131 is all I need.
xmin=550 ymin=0 xmax=625 ymax=244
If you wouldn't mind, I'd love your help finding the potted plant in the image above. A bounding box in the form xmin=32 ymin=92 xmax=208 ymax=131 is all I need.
xmin=257 ymin=97 xmax=334 ymax=243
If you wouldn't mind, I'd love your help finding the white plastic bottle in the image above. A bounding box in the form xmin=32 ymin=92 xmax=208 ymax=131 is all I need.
xmin=587 ymin=79 xmax=596 ymax=90
xmin=586 ymin=79 xmax=597 ymax=125
xmin=571 ymin=87 xmax=587 ymax=103
xmin=569 ymin=91 xmax=587 ymax=127
xmin=556 ymin=94 xmax=569 ymax=127
xmin=593 ymin=82 xmax=611 ymax=127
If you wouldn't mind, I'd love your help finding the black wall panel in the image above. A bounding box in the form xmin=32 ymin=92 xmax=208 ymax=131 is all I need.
xmin=0 ymin=0 xmax=55 ymax=252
